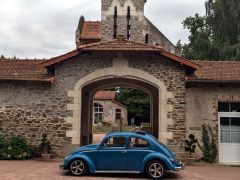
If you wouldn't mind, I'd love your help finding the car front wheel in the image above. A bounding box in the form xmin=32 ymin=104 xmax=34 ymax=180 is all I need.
xmin=146 ymin=160 xmax=166 ymax=179
xmin=69 ymin=159 xmax=87 ymax=176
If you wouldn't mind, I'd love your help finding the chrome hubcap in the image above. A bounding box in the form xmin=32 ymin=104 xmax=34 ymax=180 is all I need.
xmin=149 ymin=163 xmax=163 ymax=178
xmin=70 ymin=160 xmax=85 ymax=175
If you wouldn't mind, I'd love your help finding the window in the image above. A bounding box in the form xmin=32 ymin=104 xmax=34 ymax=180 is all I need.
xmin=220 ymin=117 xmax=240 ymax=143
xmin=145 ymin=34 xmax=149 ymax=44
xmin=129 ymin=137 xmax=149 ymax=148
xmin=113 ymin=6 xmax=118 ymax=38
xmin=102 ymin=137 xmax=126 ymax=148
xmin=218 ymin=102 xmax=240 ymax=112
xmin=127 ymin=6 xmax=131 ymax=40
xmin=116 ymin=109 xmax=121 ymax=119
xmin=93 ymin=103 xmax=103 ymax=124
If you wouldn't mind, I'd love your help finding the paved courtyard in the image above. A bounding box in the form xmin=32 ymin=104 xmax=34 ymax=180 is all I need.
xmin=0 ymin=160 xmax=239 ymax=180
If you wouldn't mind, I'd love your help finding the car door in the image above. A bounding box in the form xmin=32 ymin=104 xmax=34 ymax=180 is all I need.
xmin=127 ymin=136 xmax=153 ymax=171
xmin=97 ymin=136 xmax=127 ymax=171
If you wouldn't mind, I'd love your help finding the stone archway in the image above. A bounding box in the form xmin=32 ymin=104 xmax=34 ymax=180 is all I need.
xmin=66 ymin=57 xmax=174 ymax=147
xmin=81 ymin=78 xmax=159 ymax=145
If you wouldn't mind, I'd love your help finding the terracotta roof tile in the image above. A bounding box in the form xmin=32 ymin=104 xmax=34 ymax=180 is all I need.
xmin=39 ymin=37 xmax=199 ymax=70
xmin=94 ymin=91 xmax=116 ymax=100
xmin=189 ymin=61 xmax=240 ymax=81
xmin=78 ymin=36 xmax=164 ymax=51
xmin=38 ymin=50 xmax=80 ymax=68
xmin=80 ymin=21 xmax=101 ymax=40
xmin=0 ymin=58 xmax=53 ymax=82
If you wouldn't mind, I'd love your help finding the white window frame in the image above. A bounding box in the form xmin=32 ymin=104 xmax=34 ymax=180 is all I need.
xmin=218 ymin=112 xmax=240 ymax=145
xmin=93 ymin=103 xmax=103 ymax=125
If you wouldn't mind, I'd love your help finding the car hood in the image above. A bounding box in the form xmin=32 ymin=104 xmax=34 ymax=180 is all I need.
xmin=70 ymin=143 xmax=99 ymax=155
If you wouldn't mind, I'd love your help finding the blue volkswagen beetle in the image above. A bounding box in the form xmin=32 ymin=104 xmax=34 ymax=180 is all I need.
xmin=60 ymin=132 xmax=184 ymax=179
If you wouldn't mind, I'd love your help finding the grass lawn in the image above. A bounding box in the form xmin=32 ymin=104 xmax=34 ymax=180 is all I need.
xmin=93 ymin=125 xmax=133 ymax=134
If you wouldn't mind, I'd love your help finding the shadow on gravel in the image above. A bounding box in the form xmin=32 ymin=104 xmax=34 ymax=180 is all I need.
xmin=62 ymin=171 xmax=182 ymax=179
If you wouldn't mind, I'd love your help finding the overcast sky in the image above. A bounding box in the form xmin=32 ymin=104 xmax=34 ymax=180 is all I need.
xmin=0 ymin=0 xmax=206 ymax=59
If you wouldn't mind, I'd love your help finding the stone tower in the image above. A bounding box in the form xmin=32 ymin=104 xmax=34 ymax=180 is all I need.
xmin=101 ymin=0 xmax=147 ymax=43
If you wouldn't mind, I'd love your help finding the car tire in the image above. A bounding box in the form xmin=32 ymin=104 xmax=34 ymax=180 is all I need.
xmin=145 ymin=160 xmax=166 ymax=179
xmin=69 ymin=159 xmax=88 ymax=176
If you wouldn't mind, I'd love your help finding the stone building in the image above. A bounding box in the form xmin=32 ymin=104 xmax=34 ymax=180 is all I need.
xmin=93 ymin=91 xmax=127 ymax=125
xmin=0 ymin=0 xmax=239 ymax=164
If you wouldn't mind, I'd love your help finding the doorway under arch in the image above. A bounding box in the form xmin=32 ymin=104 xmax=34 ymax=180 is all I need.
xmin=80 ymin=78 xmax=159 ymax=145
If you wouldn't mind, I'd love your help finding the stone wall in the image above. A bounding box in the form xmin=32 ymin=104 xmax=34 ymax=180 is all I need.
xmin=128 ymin=52 xmax=186 ymax=154
xmin=144 ymin=18 xmax=176 ymax=53
xmin=186 ymin=85 xmax=240 ymax=159
xmin=0 ymin=53 xmax=113 ymax=156
xmin=0 ymin=82 xmax=72 ymax=156
xmin=0 ymin=52 xmax=187 ymax=156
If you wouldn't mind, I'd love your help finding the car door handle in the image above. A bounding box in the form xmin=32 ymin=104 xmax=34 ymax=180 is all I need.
xmin=121 ymin=151 xmax=127 ymax=154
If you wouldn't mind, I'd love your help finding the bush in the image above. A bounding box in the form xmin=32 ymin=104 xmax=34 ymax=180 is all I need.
xmin=0 ymin=135 xmax=32 ymax=160
xmin=0 ymin=135 xmax=8 ymax=160
xmin=198 ymin=124 xmax=218 ymax=163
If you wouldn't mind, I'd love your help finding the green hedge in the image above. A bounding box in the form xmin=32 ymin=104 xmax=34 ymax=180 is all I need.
xmin=0 ymin=135 xmax=32 ymax=160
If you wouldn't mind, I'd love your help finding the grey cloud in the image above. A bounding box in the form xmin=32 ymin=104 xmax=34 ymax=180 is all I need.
xmin=0 ymin=0 xmax=206 ymax=58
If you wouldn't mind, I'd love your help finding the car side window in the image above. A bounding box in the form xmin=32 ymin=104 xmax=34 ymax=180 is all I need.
xmin=129 ymin=137 xmax=149 ymax=148
xmin=102 ymin=137 xmax=126 ymax=148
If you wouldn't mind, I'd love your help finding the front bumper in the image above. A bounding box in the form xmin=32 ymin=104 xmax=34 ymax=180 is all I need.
xmin=175 ymin=162 xmax=185 ymax=171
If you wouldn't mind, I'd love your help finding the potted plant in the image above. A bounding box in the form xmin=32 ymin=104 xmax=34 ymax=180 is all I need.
xmin=39 ymin=134 xmax=52 ymax=162
xmin=184 ymin=134 xmax=197 ymax=165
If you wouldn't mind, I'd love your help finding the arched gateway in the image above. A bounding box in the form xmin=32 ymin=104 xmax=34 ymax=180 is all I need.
xmin=39 ymin=38 xmax=199 ymax=154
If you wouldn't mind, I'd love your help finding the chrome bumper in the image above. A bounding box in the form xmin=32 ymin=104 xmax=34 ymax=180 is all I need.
xmin=175 ymin=162 xmax=185 ymax=171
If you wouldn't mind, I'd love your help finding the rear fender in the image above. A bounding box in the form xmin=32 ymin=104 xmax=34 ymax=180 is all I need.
xmin=140 ymin=152 xmax=175 ymax=172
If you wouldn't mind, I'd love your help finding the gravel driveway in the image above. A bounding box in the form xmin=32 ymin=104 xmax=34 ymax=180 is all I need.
xmin=0 ymin=160 xmax=239 ymax=180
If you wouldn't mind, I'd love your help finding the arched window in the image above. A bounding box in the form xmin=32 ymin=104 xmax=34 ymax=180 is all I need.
xmin=145 ymin=34 xmax=149 ymax=44
xmin=93 ymin=103 xmax=103 ymax=124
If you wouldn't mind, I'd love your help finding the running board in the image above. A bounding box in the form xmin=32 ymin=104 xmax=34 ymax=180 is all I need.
xmin=95 ymin=170 xmax=140 ymax=173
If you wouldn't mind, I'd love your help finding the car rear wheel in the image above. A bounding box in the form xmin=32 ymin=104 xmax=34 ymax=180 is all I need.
xmin=145 ymin=160 xmax=166 ymax=179
xmin=69 ymin=159 xmax=87 ymax=176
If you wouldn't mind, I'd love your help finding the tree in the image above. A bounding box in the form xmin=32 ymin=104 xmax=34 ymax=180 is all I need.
xmin=116 ymin=88 xmax=150 ymax=125
xmin=182 ymin=0 xmax=240 ymax=60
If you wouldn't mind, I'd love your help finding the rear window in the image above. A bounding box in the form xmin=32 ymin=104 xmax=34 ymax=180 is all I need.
xmin=129 ymin=137 xmax=149 ymax=148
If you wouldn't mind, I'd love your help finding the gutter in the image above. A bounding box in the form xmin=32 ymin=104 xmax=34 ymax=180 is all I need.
xmin=187 ymin=79 xmax=240 ymax=83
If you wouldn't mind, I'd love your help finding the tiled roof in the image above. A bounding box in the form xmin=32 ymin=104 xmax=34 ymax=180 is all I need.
xmin=0 ymin=58 xmax=53 ymax=82
xmin=94 ymin=91 xmax=127 ymax=108
xmin=94 ymin=91 xmax=116 ymax=100
xmin=80 ymin=21 xmax=101 ymax=40
xmin=38 ymin=50 xmax=80 ymax=68
xmin=78 ymin=36 xmax=164 ymax=51
xmin=188 ymin=61 xmax=240 ymax=81
xmin=39 ymin=37 xmax=200 ymax=70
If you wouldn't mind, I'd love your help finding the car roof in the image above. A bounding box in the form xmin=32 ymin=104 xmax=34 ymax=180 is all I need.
xmin=105 ymin=131 xmax=153 ymax=139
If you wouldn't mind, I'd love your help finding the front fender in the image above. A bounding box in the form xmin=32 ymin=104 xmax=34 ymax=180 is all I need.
xmin=65 ymin=153 xmax=96 ymax=173
xmin=140 ymin=152 xmax=175 ymax=172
